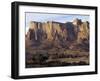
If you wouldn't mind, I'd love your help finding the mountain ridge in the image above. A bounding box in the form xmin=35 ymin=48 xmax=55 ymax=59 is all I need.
xmin=26 ymin=18 xmax=89 ymax=49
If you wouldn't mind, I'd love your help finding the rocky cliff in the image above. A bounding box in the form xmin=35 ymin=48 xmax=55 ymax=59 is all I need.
xmin=26 ymin=18 xmax=89 ymax=50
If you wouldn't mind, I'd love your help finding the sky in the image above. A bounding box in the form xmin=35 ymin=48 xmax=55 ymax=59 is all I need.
xmin=25 ymin=12 xmax=89 ymax=27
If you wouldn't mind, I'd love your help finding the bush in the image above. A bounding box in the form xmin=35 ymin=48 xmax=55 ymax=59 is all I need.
xmin=32 ymin=53 xmax=49 ymax=64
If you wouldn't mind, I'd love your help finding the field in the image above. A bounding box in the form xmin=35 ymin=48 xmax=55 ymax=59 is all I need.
xmin=26 ymin=49 xmax=89 ymax=68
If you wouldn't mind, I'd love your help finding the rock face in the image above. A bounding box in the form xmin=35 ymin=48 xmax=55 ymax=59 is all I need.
xmin=26 ymin=19 xmax=89 ymax=49
xmin=25 ymin=18 xmax=89 ymax=67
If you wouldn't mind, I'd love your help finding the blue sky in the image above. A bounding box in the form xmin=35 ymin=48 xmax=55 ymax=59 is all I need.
xmin=25 ymin=12 xmax=89 ymax=27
